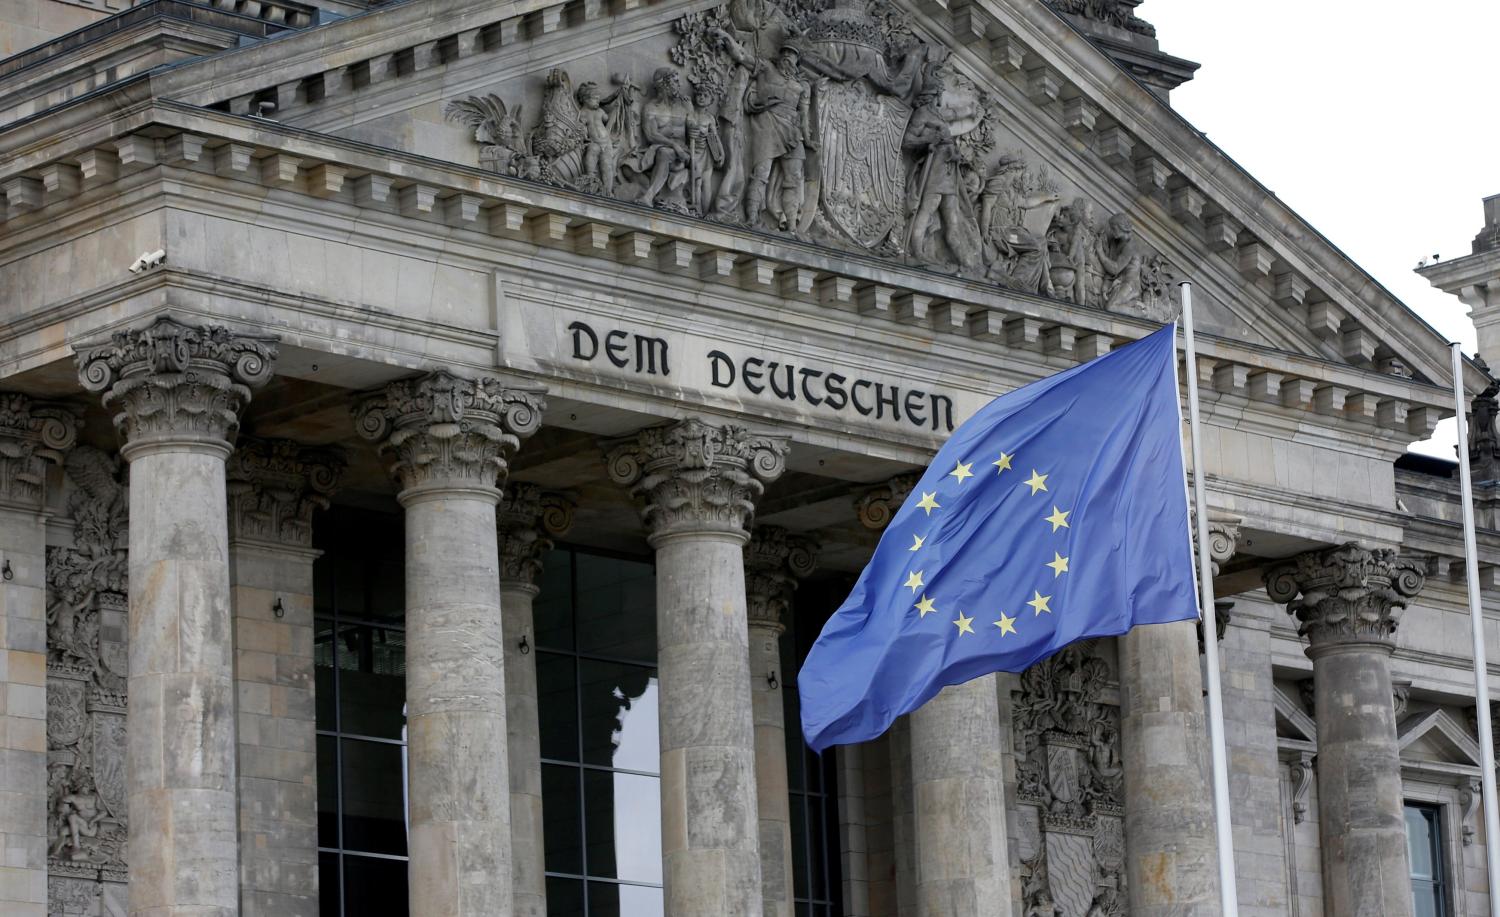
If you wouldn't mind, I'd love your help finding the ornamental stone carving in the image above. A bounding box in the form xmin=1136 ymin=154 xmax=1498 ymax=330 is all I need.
xmin=604 ymin=417 xmax=790 ymax=540
xmin=352 ymin=371 xmax=546 ymax=493
xmin=1264 ymin=543 xmax=1426 ymax=648
xmin=744 ymin=525 xmax=818 ymax=631
xmin=444 ymin=0 xmax=1181 ymax=319
xmin=75 ymin=316 xmax=278 ymax=449
xmin=496 ymin=483 xmax=576 ymax=588
xmin=226 ymin=437 xmax=346 ymax=549
xmin=854 ymin=472 xmax=918 ymax=529
xmin=0 ymin=393 xmax=78 ymax=507
xmin=1046 ymin=0 xmax=1156 ymax=37
xmin=46 ymin=445 xmax=131 ymax=906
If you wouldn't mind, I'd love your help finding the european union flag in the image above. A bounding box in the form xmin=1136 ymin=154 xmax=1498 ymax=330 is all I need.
xmin=799 ymin=324 xmax=1198 ymax=753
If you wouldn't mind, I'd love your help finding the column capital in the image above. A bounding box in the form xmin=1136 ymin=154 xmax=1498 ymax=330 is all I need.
xmin=352 ymin=371 xmax=545 ymax=499
xmin=75 ymin=316 xmax=278 ymax=455
xmin=745 ymin=525 xmax=818 ymax=632
xmin=853 ymin=473 xmax=919 ymax=530
xmin=1264 ymin=543 xmax=1425 ymax=650
xmin=226 ymin=437 xmax=346 ymax=549
xmin=496 ymin=483 xmax=575 ymax=589
xmin=603 ymin=417 xmax=790 ymax=542
xmin=0 ymin=392 xmax=78 ymax=508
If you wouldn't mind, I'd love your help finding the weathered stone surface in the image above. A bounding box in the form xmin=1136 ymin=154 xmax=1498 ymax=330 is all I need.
xmin=226 ymin=437 xmax=345 ymax=549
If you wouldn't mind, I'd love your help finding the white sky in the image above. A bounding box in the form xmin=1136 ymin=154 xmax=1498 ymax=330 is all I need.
xmin=1145 ymin=0 xmax=1500 ymax=458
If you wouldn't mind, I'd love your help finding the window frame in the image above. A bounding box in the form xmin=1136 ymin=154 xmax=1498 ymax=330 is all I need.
xmin=1402 ymin=781 xmax=1468 ymax=917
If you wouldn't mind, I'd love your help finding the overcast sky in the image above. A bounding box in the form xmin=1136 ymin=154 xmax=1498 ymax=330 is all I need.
xmin=1145 ymin=0 xmax=1499 ymax=457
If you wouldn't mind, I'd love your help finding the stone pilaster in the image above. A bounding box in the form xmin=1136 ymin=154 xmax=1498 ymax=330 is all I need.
xmin=495 ymin=483 xmax=574 ymax=917
xmin=76 ymin=316 xmax=277 ymax=917
xmin=1265 ymin=543 xmax=1426 ymax=917
xmin=604 ymin=417 xmax=789 ymax=917
xmin=225 ymin=437 xmax=344 ymax=917
xmin=744 ymin=525 xmax=817 ymax=917
xmin=0 ymin=394 xmax=77 ymax=917
xmin=353 ymin=370 xmax=544 ymax=917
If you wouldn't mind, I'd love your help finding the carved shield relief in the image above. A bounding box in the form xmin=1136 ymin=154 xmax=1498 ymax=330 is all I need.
xmin=816 ymin=79 xmax=909 ymax=249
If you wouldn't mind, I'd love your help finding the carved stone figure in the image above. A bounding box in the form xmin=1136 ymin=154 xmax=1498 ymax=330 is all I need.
xmin=1047 ymin=0 xmax=1156 ymax=37
xmin=533 ymin=68 xmax=588 ymax=162
xmin=575 ymin=81 xmax=619 ymax=196
xmin=627 ymin=67 xmax=695 ymax=211
xmin=50 ymin=772 xmax=106 ymax=862
xmin=903 ymin=83 xmax=981 ymax=272
xmin=742 ymin=44 xmax=815 ymax=231
xmin=1098 ymin=213 xmax=1143 ymax=311
xmin=981 ymin=153 xmax=1060 ymax=294
xmin=1048 ymin=197 xmax=1097 ymax=305
xmin=686 ymin=82 xmax=725 ymax=216
xmin=444 ymin=94 xmax=529 ymax=176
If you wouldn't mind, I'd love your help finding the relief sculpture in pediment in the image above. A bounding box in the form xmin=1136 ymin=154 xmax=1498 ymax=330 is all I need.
xmin=444 ymin=0 xmax=1178 ymax=322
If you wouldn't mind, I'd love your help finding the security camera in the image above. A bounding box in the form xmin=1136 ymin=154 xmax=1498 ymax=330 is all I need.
xmin=127 ymin=250 xmax=166 ymax=274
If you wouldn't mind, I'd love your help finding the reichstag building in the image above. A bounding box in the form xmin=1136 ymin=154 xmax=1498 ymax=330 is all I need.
xmin=0 ymin=0 xmax=1495 ymax=915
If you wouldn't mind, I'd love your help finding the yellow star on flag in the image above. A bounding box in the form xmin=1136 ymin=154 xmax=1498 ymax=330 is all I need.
xmin=916 ymin=492 xmax=940 ymax=515
xmin=905 ymin=570 xmax=925 ymax=592
xmin=914 ymin=595 xmax=937 ymax=617
xmin=949 ymin=460 xmax=974 ymax=484
xmin=953 ymin=611 xmax=975 ymax=636
xmin=909 ymin=534 xmax=925 ymax=551
xmin=1046 ymin=552 xmax=1069 ymax=577
xmin=1023 ymin=470 xmax=1048 ymax=495
xmin=1045 ymin=506 xmax=1071 ymax=532
xmin=993 ymin=452 xmax=1014 ymax=474
xmin=1027 ymin=591 xmax=1052 ymax=616
xmin=995 ymin=611 xmax=1018 ymax=636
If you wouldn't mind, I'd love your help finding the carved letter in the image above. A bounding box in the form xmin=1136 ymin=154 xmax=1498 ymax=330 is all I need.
xmin=850 ymin=379 xmax=873 ymax=416
xmin=569 ymin=321 xmax=599 ymax=361
xmin=931 ymin=394 xmax=955 ymax=432
xmin=904 ymin=389 xmax=927 ymax=428
xmin=605 ymin=329 xmax=631 ymax=368
xmin=874 ymin=383 xmax=900 ymax=422
xmin=708 ymin=350 xmax=735 ymax=388
xmin=743 ymin=358 xmax=766 ymax=395
xmin=799 ymin=368 xmax=824 ymax=407
xmin=768 ymin=363 xmax=795 ymax=401
xmin=635 ymin=335 xmax=669 ymax=375
xmin=825 ymin=374 xmax=848 ymax=410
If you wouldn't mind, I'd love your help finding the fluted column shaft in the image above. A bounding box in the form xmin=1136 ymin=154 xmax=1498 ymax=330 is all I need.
xmin=909 ymin=675 xmax=1011 ymax=917
xmin=496 ymin=485 xmax=574 ymax=917
xmin=355 ymin=371 xmax=544 ymax=917
xmin=606 ymin=418 xmax=790 ymax=917
xmin=77 ymin=317 xmax=277 ymax=917
xmin=1266 ymin=543 xmax=1426 ymax=917
xmin=1119 ymin=620 xmax=1219 ymax=915
xmin=745 ymin=527 xmax=817 ymax=917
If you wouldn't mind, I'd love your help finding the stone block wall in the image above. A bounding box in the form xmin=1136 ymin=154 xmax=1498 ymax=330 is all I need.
xmin=0 ymin=505 xmax=50 ymax=917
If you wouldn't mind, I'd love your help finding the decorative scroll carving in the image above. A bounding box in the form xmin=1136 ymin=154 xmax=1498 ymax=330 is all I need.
xmin=47 ymin=445 xmax=131 ymax=905
xmin=496 ymin=483 xmax=576 ymax=587
xmin=1012 ymin=642 xmax=1125 ymax=912
xmin=445 ymin=0 xmax=1180 ymax=317
xmin=604 ymin=417 xmax=790 ymax=540
xmin=0 ymin=393 xmax=78 ymax=507
xmin=853 ymin=472 xmax=918 ymax=529
xmin=744 ymin=525 xmax=819 ymax=630
xmin=1462 ymin=778 xmax=1481 ymax=846
xmin=1287 ymin=752 xmax=1314 ymax=825
xmin=1264 ymin=543 xmax=1426 ymax=647
xmin=352 ymin=371 xmax=546 ymax=492
xmin=75 ymin=316 xmax=278 ymax=447
xmin=1391 ymin=679 xmax=1411 ymax=720
xmin=226 ymin=437 xmax=345 ymax=548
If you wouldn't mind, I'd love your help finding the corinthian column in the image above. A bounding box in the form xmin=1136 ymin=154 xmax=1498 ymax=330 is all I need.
xmin=1265 ymin=543 xmax=1425 ymax=917
xmin=744 ymin=526 xmax=818 ymax=917
xmin=76 ymin=316 xmax=278 ymax=917
xmin=226 ymin=437 xmax=345 ymax=917
xmin=0 ymin=394 xmax=76 ymax=917
xmin=354 ymin=371 xmax=544 ymax=917
xmin=495 ymin=484 xmax=574 ymax=917
xmin=605 ymin=418 xmax=790 ymax=917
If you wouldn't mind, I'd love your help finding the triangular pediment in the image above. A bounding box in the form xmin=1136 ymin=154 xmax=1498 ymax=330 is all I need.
xmin=17 ymin=0 xmax=1471 ymax=397
xmin=1397 ymin=708 xmax=1484 ymax=769
xmin=1273 ymin=685 xmax=1316 ymax=743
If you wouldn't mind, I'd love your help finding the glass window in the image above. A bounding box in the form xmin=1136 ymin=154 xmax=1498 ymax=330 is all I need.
xmin=315 ymin=507 xmax=410 ymax=917
xmin=537 ymin=546 xmax=664 ymax=916
xmin=1406 ymin=802 xmax=1448 ymax=917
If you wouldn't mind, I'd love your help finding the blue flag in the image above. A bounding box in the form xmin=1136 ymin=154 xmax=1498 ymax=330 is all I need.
xmin=798 ymin=323 xmax=1198 ymax=753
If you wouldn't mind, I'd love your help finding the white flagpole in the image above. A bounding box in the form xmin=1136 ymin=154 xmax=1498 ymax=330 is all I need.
xmin=1451 ymin=341 xmax=1500 ymax=917
xmin=1179 ymin=282 xmax=1240 ymax=914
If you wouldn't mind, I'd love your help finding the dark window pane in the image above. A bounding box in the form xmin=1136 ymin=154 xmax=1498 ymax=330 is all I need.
xmin=317 ymin=735 xmax=339 ymax=849
xmin=1406 ymin=806 xmax=1435 ymax=877
xmin=342 ymin=853 xmax=408 ymax=916
xmin=366 ymin=549 xmax=405 ymax=623
xmin=319 ymin=852 xmax=340 ymax=916
xmin=587 ymin=881 xmax=664 ymax=917
xmin=538 ymin=653 xmax=580 ymax=763
xmin=337 ymin=626 xmax=406 ymax=740
xmin=808 ymin=793 xmax=828 ymax=902
xmin=575 ymin=555 xmax=655 ymax=661
xmin=340 ymin=739 xmax=407 ymax=856
xmin=333 ymin=551 xmax=369 ymax=619
xmin=534 ymin=550 xmax=574 ymax=651
xmin=790 ymin=795 xmax=809 ymax=900
xmin=584 ymin=770 xmax=662 ymax=884
xmin=543 ymin=764 xmax=584 ymax=876
xmin=315 ymin=621 xmax=336 ymax=731
xmin=546 ymin=877 xmax=585 ymax=917
xmin=580 ymin=662 xmax=658 ymax=773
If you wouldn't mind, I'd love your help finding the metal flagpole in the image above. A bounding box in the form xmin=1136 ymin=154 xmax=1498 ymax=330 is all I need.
xmin=1451 ymin=341 xmax=1500 ymax=917
xmin=1179 ymin=282 xmax=1240 ymax=914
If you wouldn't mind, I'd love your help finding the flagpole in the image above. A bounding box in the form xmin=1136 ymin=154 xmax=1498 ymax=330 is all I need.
xmin=1451 ymin=341 xmax=1500 ymax=916
xmin=1179 ymin=282 xmax=1240 ymax=914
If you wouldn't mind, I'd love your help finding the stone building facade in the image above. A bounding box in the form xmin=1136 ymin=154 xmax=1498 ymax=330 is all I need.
xmin=0 ymin=1 xmax=1496 ymax=916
